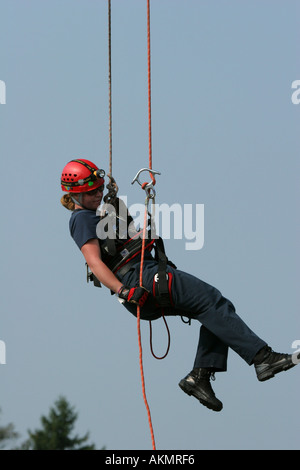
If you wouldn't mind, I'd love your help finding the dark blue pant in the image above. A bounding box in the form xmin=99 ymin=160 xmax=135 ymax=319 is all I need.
xmin=119 ymin=259 xmax=266 ymax=372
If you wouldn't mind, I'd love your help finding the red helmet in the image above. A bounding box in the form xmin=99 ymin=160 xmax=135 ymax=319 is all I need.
xmin=61 ymin=159 xmax=105 ymax=193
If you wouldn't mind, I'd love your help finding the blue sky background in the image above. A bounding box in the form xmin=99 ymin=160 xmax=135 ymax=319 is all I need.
xmin=1 ymin=0 xmax=299 ymax=450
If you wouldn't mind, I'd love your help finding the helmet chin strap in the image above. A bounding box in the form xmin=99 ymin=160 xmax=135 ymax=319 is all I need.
xmin=71 ymin=194 xmax=88 ymax=210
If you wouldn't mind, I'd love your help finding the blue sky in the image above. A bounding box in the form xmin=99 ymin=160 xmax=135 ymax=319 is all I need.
xmin=1 ymin=0 xmax=299 ymax=450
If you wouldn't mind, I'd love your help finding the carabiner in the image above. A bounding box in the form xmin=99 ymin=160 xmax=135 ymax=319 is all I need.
xmin=131 ymin=168 xmax=161 ymax=199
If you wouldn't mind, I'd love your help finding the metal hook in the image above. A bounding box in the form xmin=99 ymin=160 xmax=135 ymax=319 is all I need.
xmin=131 ymin=168 xmax=161 ymax=199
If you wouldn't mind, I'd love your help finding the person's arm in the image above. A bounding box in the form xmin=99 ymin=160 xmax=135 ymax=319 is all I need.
xmin=81 ymin=238 xmax=149 ymax=306
xmin=81 ymin=239 xmax=123 ymax=294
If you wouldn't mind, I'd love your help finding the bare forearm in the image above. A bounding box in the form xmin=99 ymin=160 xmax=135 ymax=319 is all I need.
xmin=81 ymin=239 xmax=123 ymax=294
xmin=81 ymin=240 xmax=148 ymax=307
xmin=89 ymin=259 xmax=123 ymax=293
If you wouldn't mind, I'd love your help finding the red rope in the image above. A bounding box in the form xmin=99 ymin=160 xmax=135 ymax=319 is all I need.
xmin=108 ymin=0 xmax=112 ymax=177
xmin=147 ymin=0 xmax=155 ymax=184
xmin=137 ymin=204 xmax=156 ymax=450
xmin=135 ymin=0 xmax=157 ymax=450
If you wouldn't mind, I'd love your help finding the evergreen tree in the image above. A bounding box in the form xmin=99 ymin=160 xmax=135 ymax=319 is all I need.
xmin=0 ymin=408 xmax=19 ymax=449
xmin=23 ymin=396 xmax=95 ymax=450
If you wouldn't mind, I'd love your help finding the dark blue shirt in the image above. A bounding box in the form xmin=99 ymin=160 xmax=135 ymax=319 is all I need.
xmin=69 ymin=209 xmax=100 ymax=250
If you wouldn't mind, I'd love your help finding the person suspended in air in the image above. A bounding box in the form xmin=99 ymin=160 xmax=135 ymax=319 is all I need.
xmin=60 ymin=158 xmax=299 ymax=412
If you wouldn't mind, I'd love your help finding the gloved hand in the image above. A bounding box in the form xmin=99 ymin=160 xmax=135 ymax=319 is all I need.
xmin=118 ymin=285 xmax=149 ymax=307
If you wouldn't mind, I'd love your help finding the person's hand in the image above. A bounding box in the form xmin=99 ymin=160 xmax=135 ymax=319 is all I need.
xmin=103 ymin=173 xmax=119 ymax=204
xmin=118 ymin=285 xmax=149 ymax=307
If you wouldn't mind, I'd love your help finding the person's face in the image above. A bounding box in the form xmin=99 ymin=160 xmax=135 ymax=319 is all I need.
xmin=81 ymin=184 xmax=104 ymax=210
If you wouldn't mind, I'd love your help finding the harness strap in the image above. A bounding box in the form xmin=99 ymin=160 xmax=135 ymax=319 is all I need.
xmin=86 ymin=237 xmax=155 ymax=288
xmin=154 ymin=237 xmax=171 ymax=306
xmin=106 ymin=237 xmax=155 ymax=273
xmin=86 ymin=263 xmax=102 ymax=288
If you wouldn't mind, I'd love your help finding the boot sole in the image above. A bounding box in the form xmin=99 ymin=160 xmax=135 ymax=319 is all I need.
xmin=256 ymin=361 xmax=296 ymax=382
xmin=178 ymin=380 xmax=223 ymax=412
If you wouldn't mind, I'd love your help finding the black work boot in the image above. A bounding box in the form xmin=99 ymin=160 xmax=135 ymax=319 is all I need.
xmin=179 ymin=368 xmax=223 ymax=412
xmin=254 ymin=345 xmax=299 ymax=382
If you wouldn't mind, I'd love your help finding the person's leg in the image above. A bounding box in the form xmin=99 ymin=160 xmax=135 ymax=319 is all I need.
xmin=167 ymin=267 xmax=267 ymax=412
xmin=193 ymin=326 xmax=229 ymax=371
xmin=120 ymin=261 xmax=299 ymax=411
xmin=170 ymin=268 xmax=266 ymax=363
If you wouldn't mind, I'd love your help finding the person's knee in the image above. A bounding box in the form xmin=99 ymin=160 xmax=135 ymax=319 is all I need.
xmin=215 ymin=295 xmax=235 ymax=312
